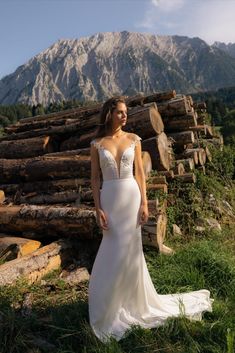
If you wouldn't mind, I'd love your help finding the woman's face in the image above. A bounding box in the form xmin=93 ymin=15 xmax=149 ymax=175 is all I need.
xmin=111 ymin=102 xmax=127 ymax=127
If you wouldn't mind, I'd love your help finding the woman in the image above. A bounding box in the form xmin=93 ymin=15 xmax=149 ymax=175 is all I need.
xmin=88 ymin=96 xmax=213 ymax=343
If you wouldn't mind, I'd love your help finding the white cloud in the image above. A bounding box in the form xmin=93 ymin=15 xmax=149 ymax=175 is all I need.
xmin=151 ymin=0 xmax=185 ymax=12
xmin=137 ymin=0 xmax=235 ymax=44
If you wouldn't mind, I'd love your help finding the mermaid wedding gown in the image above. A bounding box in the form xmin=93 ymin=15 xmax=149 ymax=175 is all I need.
xmin=88 ymin=134 xmax=213 ymax=343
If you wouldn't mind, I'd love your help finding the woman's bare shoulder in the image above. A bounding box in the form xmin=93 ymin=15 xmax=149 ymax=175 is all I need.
xmin=90 ymin=136 xmax=103 ymax=146
xmin=127 ymin=132 xmax=142 ymax=142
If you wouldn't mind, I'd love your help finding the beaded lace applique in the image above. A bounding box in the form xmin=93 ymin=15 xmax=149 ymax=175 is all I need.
xmin=90 ymin=135 xmax=142 ymax=179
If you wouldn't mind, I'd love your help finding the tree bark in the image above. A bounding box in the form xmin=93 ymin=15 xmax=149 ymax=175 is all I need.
xmin=183 ymin=148 xmax=206 ymax=166
xmin=163 ymin=112 xmax=197 ymax=131
xmin=125 ymin=90 xmax=176 ymax=107
xmin=142 ymin=213 xmax=173 ymax=254
xmin=158 ymin=170 xmax=175 ymax=180
xmin=0 ymin=235 xmax=41 ymax=261
xmin=147 ymin=183 xmax=168 ymax=193
xmin=0 ymin=136 xmax=57 ymax=159
xmin=174 ymin=158 xmax=195 ymax=172
xmin=0 ymin=239 xmax=75 ymax=286
xmin=176 ymin=149 xmax=199 ymax=165
xmin=147 ymin=176 xmax=167 ymax=185
xmin=174 ymin=173 xmax=196 ymax=183
xmin=142 ymin=133 xmax=171 ymax=171
xmin=172 ymin=162 xmax=185 ymax=175
xmin=168 ymin=131 xmax=195 ymax=146
xmin=0 ymin=205 xmax=98 ymax=238
xmin=60 ymin=104 xmax=163 ymax=150
xmin=0 ymin=178 xmax=91 ymax=196
xmin=0 ymin=190 xmax=5 ymax=204
xmin=11 ymin=104 xmax=102 ymax=125
xmin=140 ymin=151 xmax=153 ymax=178
xmin=0 ymin=155 xmax=91 ymax=183
xmin=156 ymin=96 xmax=192 ymax=117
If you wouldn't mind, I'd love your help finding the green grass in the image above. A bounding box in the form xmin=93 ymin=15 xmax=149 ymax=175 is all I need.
xmin=0 ymin=224 xmax=234 ymax=353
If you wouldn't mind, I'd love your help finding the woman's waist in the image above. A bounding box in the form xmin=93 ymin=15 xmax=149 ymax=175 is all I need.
xmin=102 ymin=177 xmax=136 ymax=184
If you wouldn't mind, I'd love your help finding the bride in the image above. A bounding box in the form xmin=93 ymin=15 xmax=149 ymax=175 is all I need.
xmin=89 ymin=96 xmax=213 ymax=343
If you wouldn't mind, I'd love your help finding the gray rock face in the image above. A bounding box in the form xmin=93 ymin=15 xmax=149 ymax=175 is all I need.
xmin=213 ymin=41 xmax=235 ymax=59
xmin=1 ymin=31 xmax=235 ymax=105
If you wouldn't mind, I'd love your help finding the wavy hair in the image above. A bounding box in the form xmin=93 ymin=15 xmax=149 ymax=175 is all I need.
xmin=93 ymin=96 xmax=127 ymax=138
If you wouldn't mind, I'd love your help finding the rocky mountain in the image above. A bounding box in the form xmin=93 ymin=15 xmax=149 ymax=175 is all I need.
xmin=212 ymin=41 xmax=235 ymax=59
xmin=1 ymin=31 xmax=235 ymax=106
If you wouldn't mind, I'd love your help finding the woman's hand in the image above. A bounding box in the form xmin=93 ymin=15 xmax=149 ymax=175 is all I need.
xmin=138 ymin=203 xmax=149 ymax=225
xmin=96 ymin=208 xmax=109 ymax=230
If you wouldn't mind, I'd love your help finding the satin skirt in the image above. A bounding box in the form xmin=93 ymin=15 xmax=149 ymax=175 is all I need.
xmin=88 ymin=177 xmax=213 ymax=343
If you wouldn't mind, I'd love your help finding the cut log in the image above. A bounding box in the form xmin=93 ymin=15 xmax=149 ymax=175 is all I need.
xmin=147 ymin=198 xmax=167 ymax=216
xmin=0 ymin=136 xmax=57 ymax=159
xmin=11 ymin=104 xmax=102 ymax=125
xmin=168 ymin=131 xmax=195 ymax=146
xmin=172 ymin=162 xmax=185 ymax=176
xmin=205 ymin=145 xmax=212 ymax=162
xmin=183 ymin=148 xmax=206 ymax=166
xmin=142 ymin=133 xmax=171 ymax=171
xmin=174 ymin=173 xmax=196 ymax=183
xmin=156 ymin=96 xmax=192 ymax=117
xmin=125 ymin=90 xmax=176 ymax=107
xmin=197 ymin=114 xmax=206 ymax=125
xmin=158 ymin=170 xmax=175 ymax=180
xmin=2 ymin=103 xmax=162 ymax=145
xmin=128 ymin=103 xmax=164 ymax=134
xmin=164 ymin=112 xmax=197 ymax=131
xmin=142 ymin=213 xmax=174 ymax=254
xmin=0 ymin=190 xmax=5 ymax=204
xmin=174 ymin=158 xmax=195 ymax=172
xmin=18 ymin=191 xmax=83 ymax=205
xmin=140 ymin=151 xmax=153 ymax=178
xmin=43 ymin=148 xmax=91 ymax=157
xmin=142 ymin=90 xmax=177 ymax=104
xmin=14 ymin=188 xmax=93 ymax=205
xmin=0 ymin=235 xmax=41 ymax=261
xmin=0 ymin=239 xmax=75 ymax=286
xmin=0 ymin=178 xmax=91 ymax=196
xmin=177 ymin=149 xmax=199 ymax=165
xmin=186 ymin=95 xmax=194 ymax=107
xmin=205 ymin=125 xmax=214 ymax=138
xmin=187 ymin=125 xmax=207 ymax=134
xmin=147 ymin=176 xmax=167 ymax=185
xmin=147 ymin=183 xmax=168 ymax=193
xmin=0 ymin=155 xmax=91 ymax=183
xmin=60 ymin=104 xmax=163 ymax=150
xmin=0 ymin=205 xmax=98 ymax=238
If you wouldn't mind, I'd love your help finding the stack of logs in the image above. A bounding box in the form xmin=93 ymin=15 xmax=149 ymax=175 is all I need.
xmin=0 ymin=90 xmax=223 ymax=286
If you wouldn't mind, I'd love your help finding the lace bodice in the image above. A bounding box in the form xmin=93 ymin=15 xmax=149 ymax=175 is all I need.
xmin=90 ymin=134 xmax=142 ymax=181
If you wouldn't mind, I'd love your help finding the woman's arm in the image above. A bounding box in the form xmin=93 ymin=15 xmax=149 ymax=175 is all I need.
xmin=134 ymin=138 xmax=148 ymax=206
xmin=90 ymin=143 xmax=102 ymax=211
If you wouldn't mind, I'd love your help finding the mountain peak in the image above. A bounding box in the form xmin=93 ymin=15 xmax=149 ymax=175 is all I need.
xmin=1 ymin=32 xmax=235 ymax=105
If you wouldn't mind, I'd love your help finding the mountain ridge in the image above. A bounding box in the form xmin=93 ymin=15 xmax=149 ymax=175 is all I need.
xmin=1 ymin=31 xmax=235 ymax=105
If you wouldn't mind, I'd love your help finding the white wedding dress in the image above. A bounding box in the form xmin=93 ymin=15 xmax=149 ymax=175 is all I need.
xmin=88 ymin=134 xmax=213 ymax=343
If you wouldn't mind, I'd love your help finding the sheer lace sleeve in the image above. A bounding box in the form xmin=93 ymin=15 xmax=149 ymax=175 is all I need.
xmin=133 ymin=135 xmax=142 ymax=146
xmin=90 ymin=139 xmax=101 ymax=150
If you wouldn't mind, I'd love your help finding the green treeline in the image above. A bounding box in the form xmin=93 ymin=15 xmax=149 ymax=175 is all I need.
xmin=191 ymin=86 xmax=235 ymax=125
xmin=0 ymin=99 xmax=93 ymax=129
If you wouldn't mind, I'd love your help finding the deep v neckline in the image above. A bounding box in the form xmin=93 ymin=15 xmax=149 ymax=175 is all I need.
xmin=96 ymin=139 xmax=136 ymax=179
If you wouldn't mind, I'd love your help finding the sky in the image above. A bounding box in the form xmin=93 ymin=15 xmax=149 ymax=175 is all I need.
xmin=0 ymin=0 xmax=235 ymax=79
